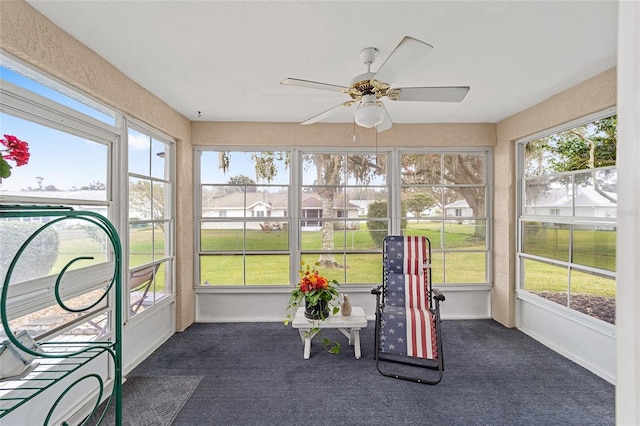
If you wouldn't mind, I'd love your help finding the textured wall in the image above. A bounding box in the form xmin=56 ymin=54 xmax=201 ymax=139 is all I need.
xmin=192 ymin=121 xmax=496 ymax=148
xmin=493 ymin=68 xmax=617 ymax=327
xmin=0 ymin=0 xmax=195 ymax=332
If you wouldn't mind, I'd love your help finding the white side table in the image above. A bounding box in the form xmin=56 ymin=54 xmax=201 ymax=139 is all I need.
xmin=291 ymin=306 xmax=368 ymax=359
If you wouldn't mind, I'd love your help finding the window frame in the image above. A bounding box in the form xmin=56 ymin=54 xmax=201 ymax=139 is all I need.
xmin=194 ymin=147 xmax=493 ymax=288
xmin=515 ymin=108 xmax=617 ymax=322
xmin=125 ymin=119 xmax=176 ymax=320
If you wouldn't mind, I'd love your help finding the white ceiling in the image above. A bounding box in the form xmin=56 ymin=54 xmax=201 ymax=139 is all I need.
xmin=26 ymin=1 xmax=618 ymax=125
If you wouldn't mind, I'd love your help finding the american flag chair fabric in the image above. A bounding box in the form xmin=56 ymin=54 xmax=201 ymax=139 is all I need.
xmin=371 ymin=235 xmax=446 ymax=384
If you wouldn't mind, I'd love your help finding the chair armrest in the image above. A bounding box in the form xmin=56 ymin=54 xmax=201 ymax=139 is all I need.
xmin=371 ymin=286 xmax=382 ymax=296
xmin=432 ymin=289 xmax=445 ymax=302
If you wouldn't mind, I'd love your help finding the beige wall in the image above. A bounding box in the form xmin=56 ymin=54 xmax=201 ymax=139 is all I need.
xmin=192 ymin=121 xmax=496 ymax=148
xmin=493 ymin=68 xmax=617 ymax=327
xmin=0 ymin=0 xmax=195 ymax=331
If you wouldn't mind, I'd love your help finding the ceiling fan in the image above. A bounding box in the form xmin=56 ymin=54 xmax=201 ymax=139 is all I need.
xmin=281 ymin=36 xmax=469 ymax=132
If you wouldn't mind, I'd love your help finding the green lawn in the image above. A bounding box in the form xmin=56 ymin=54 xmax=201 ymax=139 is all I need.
xmin=48 ymin=221 xmax=615 ymax=299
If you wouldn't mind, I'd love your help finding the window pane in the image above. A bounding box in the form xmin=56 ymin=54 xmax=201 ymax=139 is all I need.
xmin=573 ymin=169 xmax=617 ymax=218
xmin=572 ymin=225 xmax=616 ymax=271
xmin=345 ymin=153 xmax=387 ymax=185
xmin=153 ymin=223 xmax=166 ymax=260
xmin=154 ymin=262 xmax=168 ymax=302
xmin=201 ymin=255 xmax=243 ymax=285
xmin=443 ymin=153 xmax=485 ymax=184
xmin=569 ymin=269 xmax=615 ymax=324
xmin=129 ymin=177 xmax=152 ymax=220
xmin=402 ymin=188 xmax=438 ymax=219
xmin=1 ymin=65 xmax=115 ymax=125
xmin=400 ymin=153 xmax=441 ymax=184
xmin=130 ymin=264 xmax=156 ymax=315
xmin=522 ymin=258 xmax=568 ymax=296
xmin=201 ymin=223 xmax=245 ymax=251
xmin=151 ymin=138 xmax=167 ymax=179
xmin=0 ymin=113 xmax=108 ymax=198
xmin=430 ymin=251 xmax=444 ymax=284
xmin=201 ymin=151 xmax=289 ymax=185
xmin=302 ymin=153 xmax=345 ymax=185
xmin=300 ymin=227 xmax=323 ymax=250
xmin=246 ymin=226 xmax=289 ymax=251
xmin=443 ymin=220 xmax=486 ymax=249
xmin=524 ymin=175 xmax=573 ymax=216
xmin=1 ymin=289 xmax=108 ymax=339
xmin=445 ymin=252 xmax=486 ymax=283
xmin=245 ymin=255 xmax=289 ymax=285
xmin=444 ymin=188 xmax=485 ymax=218
xmin=300 ymin=254 xmax=343 ymax=284
xmin=345 ymin=253 xmax=382 ymax=284
xmin=343 ymin=226 xmax=378 ymax=250
xmin=129 ymin=225 xmax=153 ymax=267
xmin=128 ymin=128 xmax=151 ymax=176
xmin=522 ymin=221 xmax=570 ymax=262
xmin=0 ymin=217 xmax=109 ymax=284
xmin=404 ymin=220 xmax=442 ymax=249
xmin=152 ymin=181 xmax=168 ymax=220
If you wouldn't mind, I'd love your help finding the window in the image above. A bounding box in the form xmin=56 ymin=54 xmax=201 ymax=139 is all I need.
xmin=196 ymin=148 xmax=491 ymax=288
xmin=197 ymin=150 xmax=290 ymax=286
xmin=127 ymin=124 xmax=175 ymax=317
xmin=300 ymin=152 xmax=389 ymax=285
xmin=0 ymin=60 xmax=118 ymax=340
xmin=400 ymin=151 xmax=491 ymax=284
xmin=517 ymin=113 xmax=617 ymax=324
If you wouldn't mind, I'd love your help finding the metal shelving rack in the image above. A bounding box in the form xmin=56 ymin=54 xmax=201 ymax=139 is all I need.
xmin=0 ymin=205 xmax=122 ymax=425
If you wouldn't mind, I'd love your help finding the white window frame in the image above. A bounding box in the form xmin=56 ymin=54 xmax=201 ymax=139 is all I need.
xmin=515 ymin=107 xmax=617 ymax=320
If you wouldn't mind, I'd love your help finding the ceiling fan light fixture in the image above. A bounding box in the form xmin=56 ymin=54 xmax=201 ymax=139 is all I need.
xmin=354 ymin=94 xmax=384 ymax=128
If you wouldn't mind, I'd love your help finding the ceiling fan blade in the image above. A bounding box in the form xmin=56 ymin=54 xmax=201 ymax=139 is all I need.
xmin=389 ymin=86 xmax=470 ymax=102
xmin=371 ymin=36 xmax=433 ymax=85
xmin=377 ymin=104 xmax=393 ymax=133
xmin=301 ymin=101 xmax=355 ymax=125
xmin=281 ymin=78 xmax=348 ymax=93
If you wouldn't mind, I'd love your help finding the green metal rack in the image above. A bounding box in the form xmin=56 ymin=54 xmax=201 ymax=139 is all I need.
xmin=0 ymin=205 xmax=122 ymax=425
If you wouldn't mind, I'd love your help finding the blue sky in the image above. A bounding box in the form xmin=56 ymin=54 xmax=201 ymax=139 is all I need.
xmin=0 ymin=66 xmax=159 ymax=192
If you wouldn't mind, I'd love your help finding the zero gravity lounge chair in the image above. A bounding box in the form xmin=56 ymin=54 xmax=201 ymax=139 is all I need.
xmin=371 ymin=235 xmax=446 ymax=384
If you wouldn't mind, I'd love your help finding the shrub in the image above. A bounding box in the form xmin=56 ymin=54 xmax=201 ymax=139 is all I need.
xmin=0 ymin=221 xmax=60 ymax=284
xmin=366 ymin=201 xmax=407 ymax=247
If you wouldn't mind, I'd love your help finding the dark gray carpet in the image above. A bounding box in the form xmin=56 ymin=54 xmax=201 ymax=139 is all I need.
xmin=129 ymin=320 xmax=614 ymax=425
xmin=87 ymin=375 xmax=202 ymax=426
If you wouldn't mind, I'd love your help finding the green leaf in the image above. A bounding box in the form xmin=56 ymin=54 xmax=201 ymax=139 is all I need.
xmin=0 ymin=158 xmax=12 ymax=179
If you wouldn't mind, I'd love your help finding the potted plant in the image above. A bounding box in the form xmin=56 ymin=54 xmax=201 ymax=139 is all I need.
xmin=285 ymin=260 xmax=341 ymax=353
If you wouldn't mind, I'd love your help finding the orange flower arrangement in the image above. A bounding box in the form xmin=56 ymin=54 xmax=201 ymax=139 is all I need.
xmin=285 ymin=260 xmax=341 ymax=353
xmin=285 ymin=260 xmax=340 ymax=322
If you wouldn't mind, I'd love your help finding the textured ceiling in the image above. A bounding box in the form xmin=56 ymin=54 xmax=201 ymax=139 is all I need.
xmin=26 ymin=1 xmax=618 ymax=125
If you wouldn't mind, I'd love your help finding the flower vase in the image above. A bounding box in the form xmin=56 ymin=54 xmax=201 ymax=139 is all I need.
xmin=304 ymin=298 xmax=330 ymax=320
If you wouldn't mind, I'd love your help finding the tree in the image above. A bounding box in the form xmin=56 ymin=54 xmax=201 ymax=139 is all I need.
xmin=401 ymin=153 xmax=485 ymax=238
xmin=367 ymin=201 xmax=407 ymax=247
xmin=129 ymin=180 xmax=165 ymax=230
xmin=219 ymin=151 xmax=386 ymax=268
xmin=228 ymin=175 xmax=257 ymax=192
xmin=548 ymin=116 xmax=617 ymax=172
xmin=404 ymin=192 xmax=435 ymax=222
xmin=525 ymin=116 xmax=617 ymax=203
